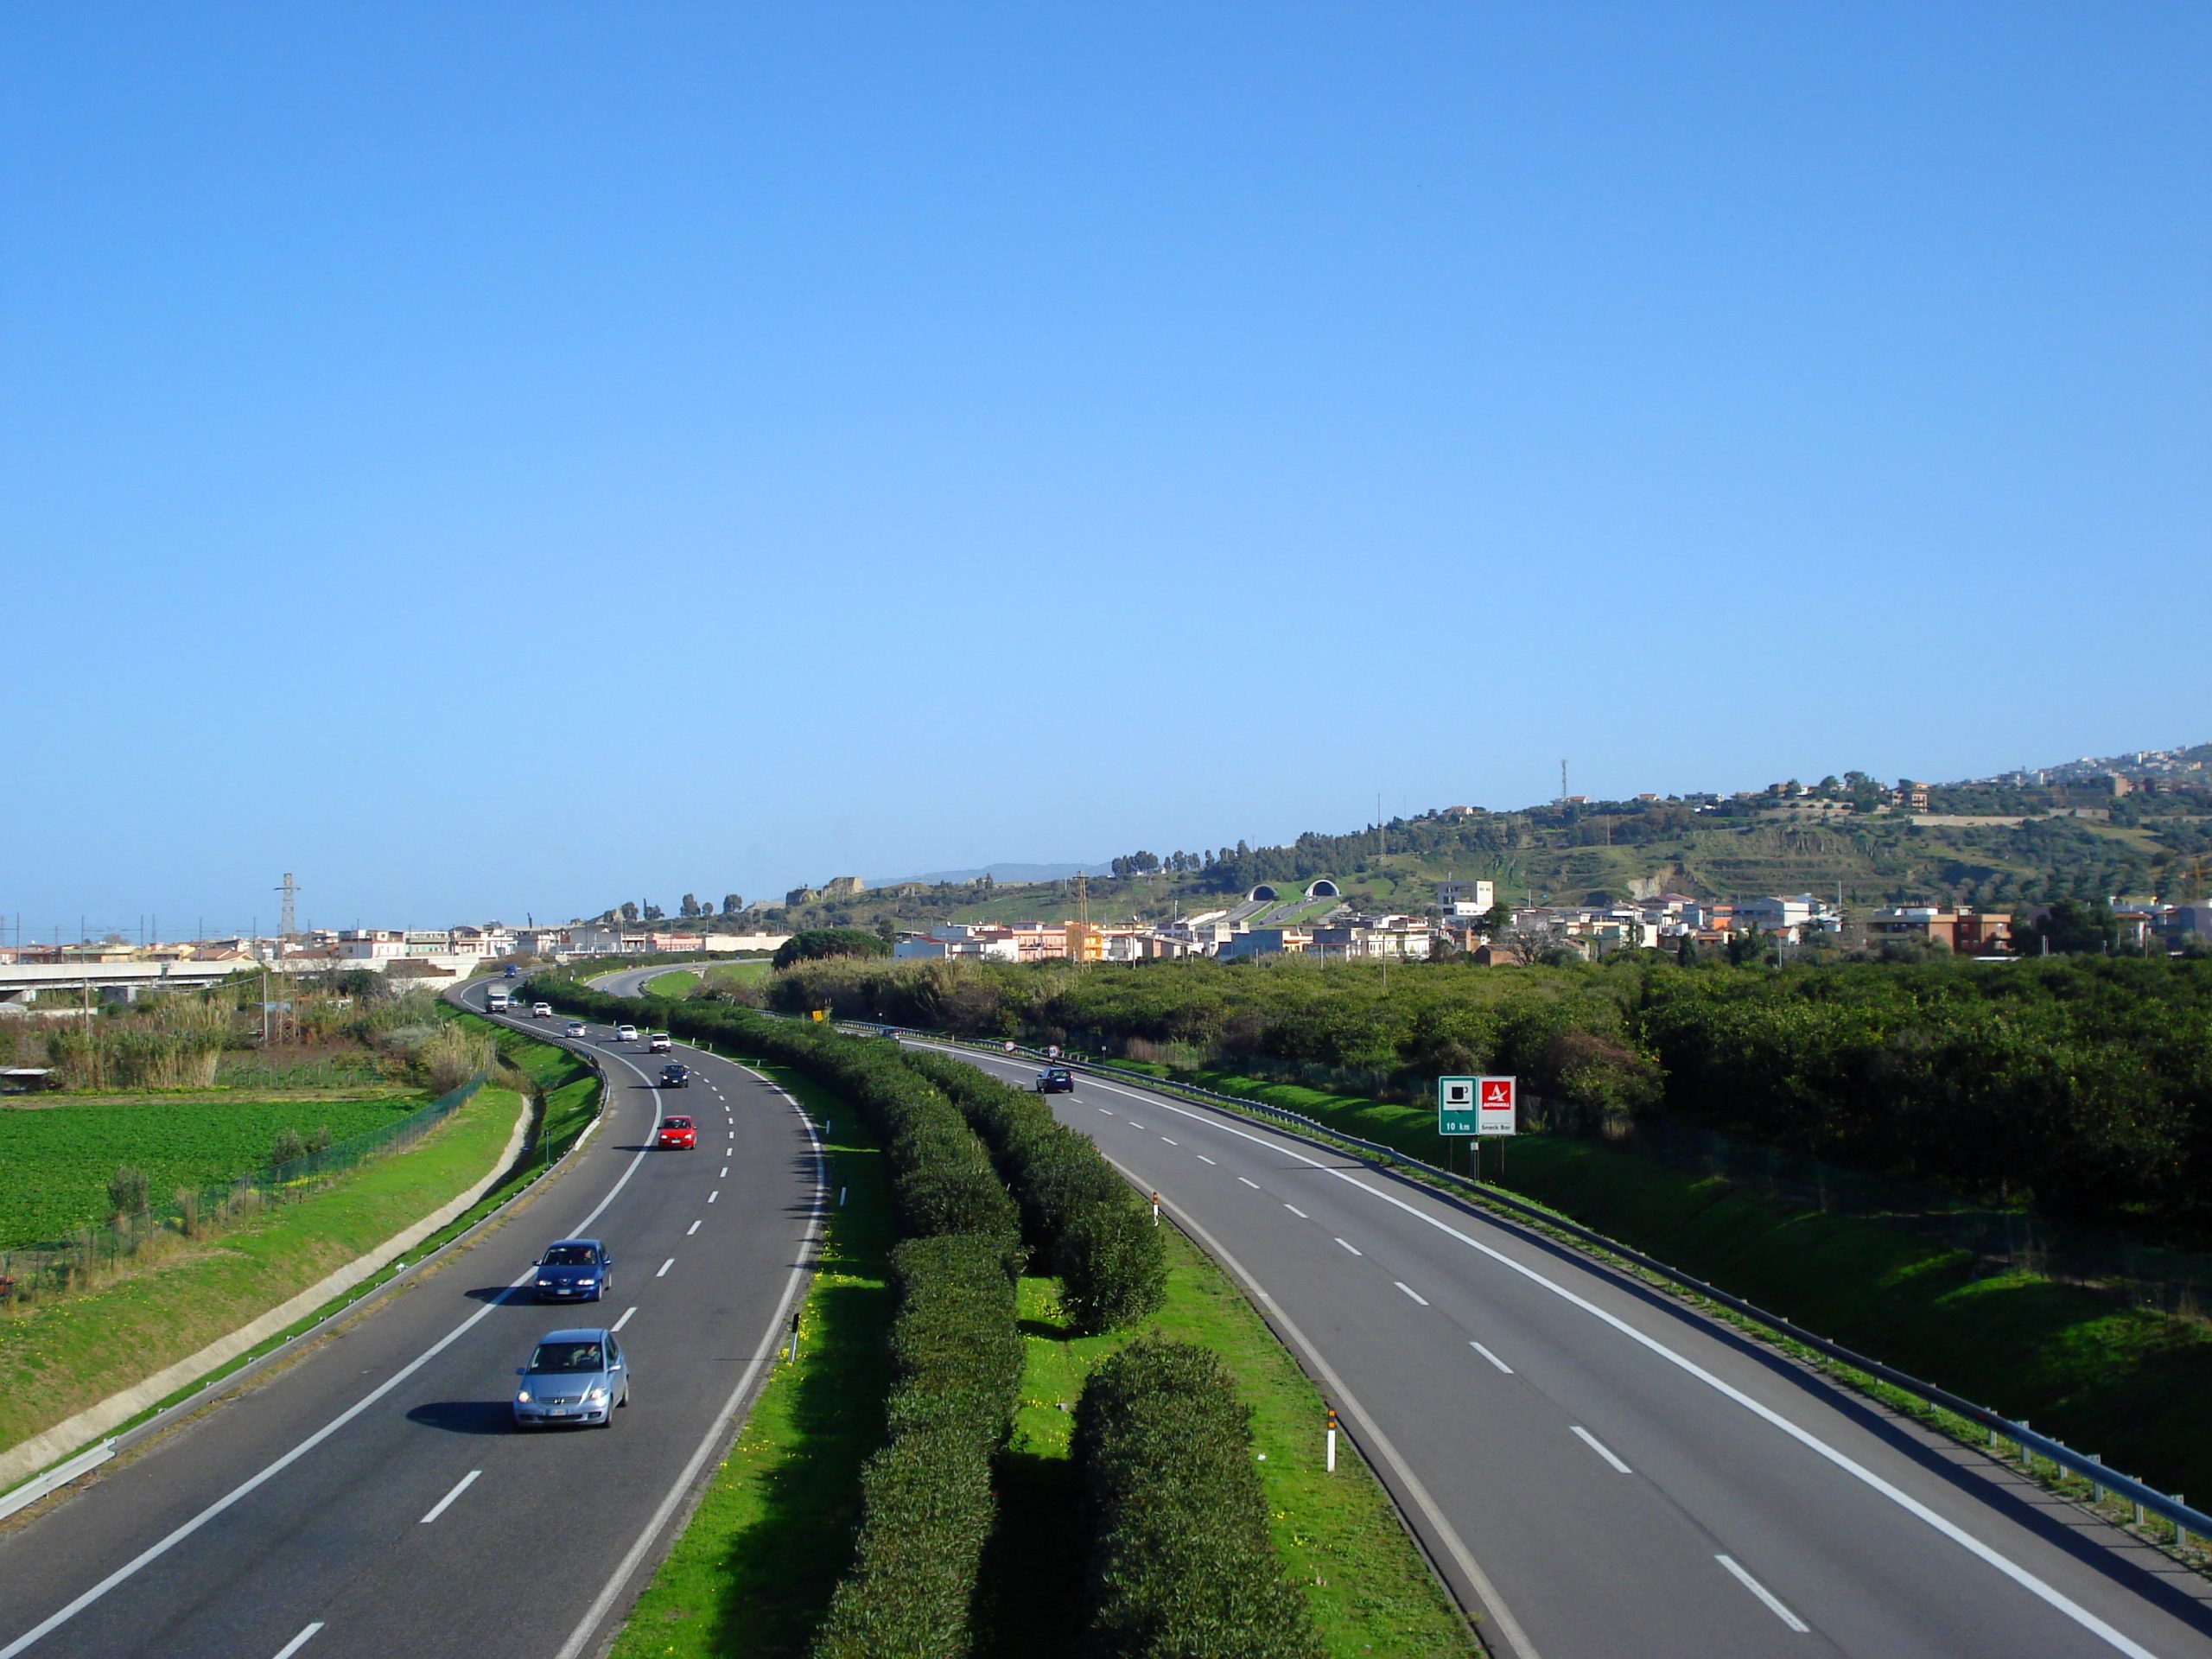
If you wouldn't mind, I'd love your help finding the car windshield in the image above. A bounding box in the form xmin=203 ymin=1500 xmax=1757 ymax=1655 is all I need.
xmin=542 ymin=1245 xmax=596 ymax=1267
xmin=527 ymin=1340 xmax=603 ymax=1374
xmin=663 ymin=1117 xmax=692 ymax=1129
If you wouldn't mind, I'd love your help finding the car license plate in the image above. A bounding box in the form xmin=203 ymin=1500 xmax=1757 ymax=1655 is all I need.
xmin=551 ymin=1408 xmax=574 ymax=1418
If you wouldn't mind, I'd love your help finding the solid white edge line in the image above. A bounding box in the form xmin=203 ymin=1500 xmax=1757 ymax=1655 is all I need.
xmin=270 ymin=1623 xmax=325 ymax=1659
xmin=419 ymin=1468 xmax=481 ymax=1525
xmin=1571 ymin=1426 xmax=1632 ymax=1475
xmin=0 ymin=1066 xmax=665 ymax=1659
xmin=1716 ymin=1554 xmax=1810 ymax=1633
xmin=550 ymin=1065 xmax=826 ymax=1659
xmin=1395 ymin=1281 xmax=1430 ymax=1306
xmin=656 ymin=1258 xmax=674 ymax=1278
xmin=1471 ymin=1341 xmax=1514 ymax=1375
xmin=1046 ymin=1064 xmax=2160 ymax=1659
xmin=613 ymin=1306 xmax=636 ymax=1332
xmin=1079 ymin=1142 xmax=1545 ymax=1659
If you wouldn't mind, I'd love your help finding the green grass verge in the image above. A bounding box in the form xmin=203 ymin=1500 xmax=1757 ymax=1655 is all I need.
xmin=0 ymin=1079 xmax=527 ymax=1460
xmin=703 ymin=960 xmax=772 ymax=988
xmin=973 ymin=1232 xmax=1476 ymax=1658
xmin=607 ymin=1068 xmax=894 ymax=1659
xmin=1159 ymin=1064 xmax=2212 ymax=1523
xmin=643 ymin=969 xmax=701 ymax=1001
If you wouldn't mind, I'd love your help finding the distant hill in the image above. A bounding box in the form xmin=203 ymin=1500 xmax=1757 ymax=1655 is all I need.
xmin=866 ymin=861 xmax=1114 ymax=887
xmin=758 ymin=741 xmax=2211 ymax=932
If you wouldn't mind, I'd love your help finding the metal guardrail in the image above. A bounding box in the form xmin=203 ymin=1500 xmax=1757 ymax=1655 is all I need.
xmin=864 ymin=1021 xmax=2212 ymax=1556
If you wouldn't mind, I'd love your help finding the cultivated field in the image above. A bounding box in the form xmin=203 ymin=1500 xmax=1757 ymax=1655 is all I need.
xmin=0 ymin=1090 xmax=427 ymax=1249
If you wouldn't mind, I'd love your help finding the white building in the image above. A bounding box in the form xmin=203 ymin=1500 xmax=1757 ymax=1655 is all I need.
xmin=1435 ymin=879 xmax=1496 ymax=913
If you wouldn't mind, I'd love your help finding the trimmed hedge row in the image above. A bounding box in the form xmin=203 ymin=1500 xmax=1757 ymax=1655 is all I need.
xmin=813 ymin=1234 xmax=1024 ymax=1658
xmin=524 ymin=977 xmax=1021 ymax=1259
xmin=1075 ymin=1340 xmax=1324 ymax=1659
xmin=904 ymin=1051 xmax=1166 ymax=1334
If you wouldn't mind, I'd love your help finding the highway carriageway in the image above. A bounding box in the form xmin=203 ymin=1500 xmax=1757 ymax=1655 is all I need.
xmin=0 ymin=979 xmax=819 ymax=1659
xmin=922 ymin=1039 xmax=2212 ymax=1659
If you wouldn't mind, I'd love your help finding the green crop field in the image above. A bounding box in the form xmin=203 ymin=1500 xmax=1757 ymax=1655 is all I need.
xmin=0 ymin=1091 xmax=428 ymax=1249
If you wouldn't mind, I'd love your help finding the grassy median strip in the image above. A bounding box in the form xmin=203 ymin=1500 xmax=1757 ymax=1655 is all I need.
xmin=975 ymin=1232 xmax=1477 ymax=1658
xmin=608 ymin=1070 xmax=894 ymax=1659
xmin=0 ymin=1080 xmax=524 ymax=1460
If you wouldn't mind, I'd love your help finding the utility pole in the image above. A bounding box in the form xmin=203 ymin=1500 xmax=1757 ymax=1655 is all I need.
xmin=276 ymin=873 xmax=299 ymax=941
xmin=1561 ymin=760 xmax=1569 ymax=801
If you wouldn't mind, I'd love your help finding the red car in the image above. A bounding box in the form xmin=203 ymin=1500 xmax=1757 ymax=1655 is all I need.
xmin=656 ymin=1115 xmax=696 ymax=1150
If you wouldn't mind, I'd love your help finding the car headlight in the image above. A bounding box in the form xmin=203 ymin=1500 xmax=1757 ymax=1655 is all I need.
xmin=537 ymin=1279 xmax=553 ymax=1287
xmin=516 ymin=1389 xmax=532 ymax=1403
xmin=577 ymin=1278 xmax=596 ymax=1287
xmin=587 ymin=1386 xmax=608 ymax=1402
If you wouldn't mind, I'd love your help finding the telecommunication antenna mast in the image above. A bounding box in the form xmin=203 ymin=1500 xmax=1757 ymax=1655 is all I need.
xmin=276 ymin=873 xmax=300 ymax=940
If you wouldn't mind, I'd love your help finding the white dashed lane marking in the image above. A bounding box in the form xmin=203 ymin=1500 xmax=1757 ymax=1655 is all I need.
xmin=1284 ymin=1204 xmax=1307 ymax=1218
xmin=687 ymin=1220 xmax=702 ymax=1236
xmin=1160 ymin=1137 xmax=1178 ymax=1146
xmin=1471 ymin=1341 xmax=1513 ymax=1374
xmin=709 ymin=1190 xmax=719 ymax=1203
xmin=613 ymin=1306 xmax=637 ymax=1332
xmin=1236 ymin=1176 xmax=1260 ymax=1190
xmin=1197 ymin=1155 xmax=1216 ymax=1166
xmin=656 ymin=1258 xmax=675 ymax=1279
xmin=419 ymin=1469 xmax=480 ymax=1525
xmin=1395 ymin=1281 xmax=1429 ymax=1306
xmin=1335 ymin=1237 xmax=1362 ymax=1255
xmin=1572 ymin=1426 xmax=1632 ymax=1474
xmin=1717 ymin=1555 xmax=1810 ymax=1633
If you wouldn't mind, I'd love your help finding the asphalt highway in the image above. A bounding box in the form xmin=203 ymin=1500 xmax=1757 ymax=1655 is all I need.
xmin=927 ymin=1041 xmax=2212 ymax=1659
xmin=0 ymin=980 xmax=819 ymax=1659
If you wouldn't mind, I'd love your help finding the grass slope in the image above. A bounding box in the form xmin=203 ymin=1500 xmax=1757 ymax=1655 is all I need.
xmin=643 ymin=969 xmax=700 ymax=1000
xmin=607 ymin=1069 xmax=894 ymax=1659
xmin=0 ymin=1080 xmax=524 ymax=1459
xmin=0 ymin=1090 xmax=427 ymax=1249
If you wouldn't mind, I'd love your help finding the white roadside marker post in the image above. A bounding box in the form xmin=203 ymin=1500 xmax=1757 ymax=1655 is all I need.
xmin=1326 ymin=1408 xmax=1338 ymax=1473
xmin=1151 ymin=1192 xmax=1160 ymax=1227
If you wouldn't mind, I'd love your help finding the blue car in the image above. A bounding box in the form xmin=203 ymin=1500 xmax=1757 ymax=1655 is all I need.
xmin=513 ymin=1328 xmax=630 ymax=1428
xmin=533 ymin=1238 xmax=613 ymax=1303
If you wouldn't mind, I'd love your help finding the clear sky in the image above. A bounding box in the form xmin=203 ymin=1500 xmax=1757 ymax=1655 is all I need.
xmin=4 ymin=4 xmax=2206 ymax=937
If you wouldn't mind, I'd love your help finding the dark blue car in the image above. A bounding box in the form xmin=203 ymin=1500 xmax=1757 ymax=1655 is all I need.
xmin=533 ymin=1238 xmax=613 ymax=1303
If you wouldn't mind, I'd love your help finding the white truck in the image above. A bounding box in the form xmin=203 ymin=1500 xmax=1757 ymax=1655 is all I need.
xmin=486 ymin=988 xmax=512 ymax=1014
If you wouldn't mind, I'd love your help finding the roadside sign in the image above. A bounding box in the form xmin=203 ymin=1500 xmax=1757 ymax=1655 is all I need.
xmin=1438 ymin=1076 xmax=1478 ymax=1135
xmin=1478 ymin=1075 xmax=1517 ymax=1135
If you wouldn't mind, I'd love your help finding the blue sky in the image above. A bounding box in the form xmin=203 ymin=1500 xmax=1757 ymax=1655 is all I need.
xmin=4 ymin=4 xmax=2206 ymax=936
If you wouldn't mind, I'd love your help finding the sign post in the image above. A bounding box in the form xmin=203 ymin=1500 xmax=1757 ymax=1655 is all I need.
xmin=1477 ymin=1075 xmax=1516 ymax=1179
xmin=1438 ymin=1077 xmax=1477 ymax=1179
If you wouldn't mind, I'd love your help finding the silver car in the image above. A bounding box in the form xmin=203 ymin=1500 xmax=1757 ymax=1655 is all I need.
xmin=512 ymin=1328 xmax=631 ymax=1428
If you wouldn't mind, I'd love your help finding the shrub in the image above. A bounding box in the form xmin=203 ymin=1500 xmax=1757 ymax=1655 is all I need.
xmin=905 ymin=1052 xmax=1165 ymax=1333
xmin=106 ymin=1164 xmax=149 ymax=1219
xmin=271 ymin=1128 xmax=308 ymax=1166
xmin=811 ymin=1233 xmax=1023 ymax=1656
xmin=1074 ymin=1339 xmax=1323 ymax=1659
